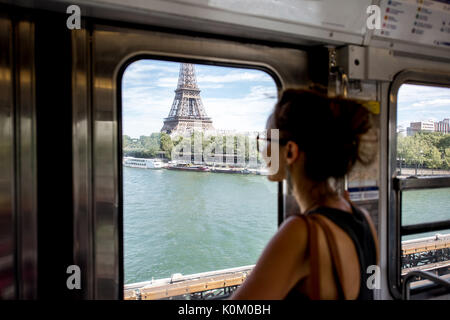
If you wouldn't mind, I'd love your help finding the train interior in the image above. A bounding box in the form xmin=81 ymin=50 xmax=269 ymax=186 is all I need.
xmin=0 ymin=0 xmax=450 ymax=301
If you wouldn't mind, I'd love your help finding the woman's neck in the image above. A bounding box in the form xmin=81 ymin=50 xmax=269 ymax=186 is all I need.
xmin=292 ymin=177 xmax=351 ymax=214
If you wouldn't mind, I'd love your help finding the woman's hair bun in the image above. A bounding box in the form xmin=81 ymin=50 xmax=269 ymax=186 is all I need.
xmin=273 ymin=88 xmax=371 ymax=181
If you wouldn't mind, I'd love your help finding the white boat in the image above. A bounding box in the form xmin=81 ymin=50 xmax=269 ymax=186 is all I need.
xmin=256 ymin=168 xmax=269 ymax=176
xmin=123 ymin=157 xmax=165 ymax=169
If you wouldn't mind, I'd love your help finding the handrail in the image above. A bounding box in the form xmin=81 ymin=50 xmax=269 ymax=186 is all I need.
xmin=401 ymin=221 xmax=450 ymax=236
xmin=402 ymin=271 xmax=450 ymax=300
xmin=394 ymin=176 xmax=450 ymax=191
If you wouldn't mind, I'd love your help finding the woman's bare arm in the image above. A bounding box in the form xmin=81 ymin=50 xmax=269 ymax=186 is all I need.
xmin=230 ymin=215 xmax=309 ymax=300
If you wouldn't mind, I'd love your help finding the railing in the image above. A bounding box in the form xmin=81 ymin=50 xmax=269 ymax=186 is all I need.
xmin=402 ymin=271 xmax=450 ymax=300
xmin=402 ymin=234 xmax=450 ymax=255
xmin=124 ymin=265 xmax=253 ymax=300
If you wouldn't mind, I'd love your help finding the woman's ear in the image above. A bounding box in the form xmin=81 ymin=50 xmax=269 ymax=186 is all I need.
xmin=285 ymin=141 xmax=299 ymax=165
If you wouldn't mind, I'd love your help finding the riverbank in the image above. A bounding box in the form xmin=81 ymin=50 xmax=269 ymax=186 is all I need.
xmin=397 ymin=167 xmax=450 ymax=177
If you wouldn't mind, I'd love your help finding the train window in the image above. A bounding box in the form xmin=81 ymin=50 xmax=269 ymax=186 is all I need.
xmin=396 ymin=84 xmax=450 ymax=287
xmin=397 ymin=84 xmax=450 ymax=178
xmin=120 ymin=59 xmax=279 ymax=300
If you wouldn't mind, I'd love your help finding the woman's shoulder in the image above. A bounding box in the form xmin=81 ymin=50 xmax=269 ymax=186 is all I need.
xmin=271 ymin=214 xmax=308 ymax=242
xmin=282 ymin=214 xmax=308 ymax=231
xmin=276 ymin=214 xmax=309 ymax=245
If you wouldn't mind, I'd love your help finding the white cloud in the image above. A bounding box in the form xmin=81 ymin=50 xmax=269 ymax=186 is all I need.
xmin=203 ymin=85 xmax=277 ymax=131
xmin=156 ymin=77 xmax=178 ymax=88
xmin=198 ymin=72 xmax=272 ymax=84
xmin=397 ymin=84 xmax=450 ymax=125
xmin=123 ymin=64 xmax=177 ymax=82
xmin=155 ymin=71 xmax=272 ymax=88
xmin=121 ymin=61 xmax=278 ymax=137
xmin=122 ymin=85 xmax=277 ymax=137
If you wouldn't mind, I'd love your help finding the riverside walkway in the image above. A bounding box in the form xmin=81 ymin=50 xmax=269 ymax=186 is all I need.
xmin=125 ymin=234 xmax=450 ymax=300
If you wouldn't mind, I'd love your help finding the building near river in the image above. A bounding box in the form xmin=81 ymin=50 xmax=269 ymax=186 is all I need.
xmin=435 ymin=118 xmax=449 ymax=134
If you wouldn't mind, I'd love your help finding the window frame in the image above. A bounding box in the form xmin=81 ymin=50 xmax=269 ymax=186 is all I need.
xmin=388 ymin=70 xmax=450 ymax=299
xmin=118 ymin=56 xmax=282 ymax=297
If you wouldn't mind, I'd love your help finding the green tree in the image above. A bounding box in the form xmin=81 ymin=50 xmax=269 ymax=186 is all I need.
xmin=398 ymin=135 xmax=429 ymax=175
xmin=413 ymin=137 xmax=430 ymax=175
xmin=160 ymin=132 xmax=174 ymax=160
xmin=444 ymin=147 xmax=450 ymax=170
xmin=140 ymin=135 xmax=160 ymax=151
xmin=397 ymin=135 xmax=409 ymax=175
xmin=123 ymin=135 xmax=132 ymax=149
xmin=424 ymin=145 xmax=443 ymax=174
xmin=438 ymin=134 xmax=450 ymax=153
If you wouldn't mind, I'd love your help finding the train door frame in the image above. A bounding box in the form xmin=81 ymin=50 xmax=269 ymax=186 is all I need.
xmin=0 ymin=15 xmax=38 ymax=299
xmin=72 ymin=22 xmax=312 ymax=299
xmin=387 ymin=70 xmax=450 ymax=299
xmin=342 ymin=43 xmax=450 ymax=300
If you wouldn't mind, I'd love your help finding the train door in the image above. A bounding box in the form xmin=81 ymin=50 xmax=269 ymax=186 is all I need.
xmin=72 ymin=23 xmax=312 ymax=299
xmin=387 ymin=71 xmax=450 ymax=299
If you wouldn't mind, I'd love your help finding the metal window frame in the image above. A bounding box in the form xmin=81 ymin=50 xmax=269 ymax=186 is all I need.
xmin=73 ymin=22 xmax=310 ymax=299
xmin=116 ymin=54 xmax=283 ymax=294
xmin=0 ymin=15 xmax=16 ymax=300
xmin=0 ymin=14 xmax=38 ymax=300
xmin=394 ymin=177 xmax=450 ymax=236
xmin=388 ymin=70 xmax=450 ymax=300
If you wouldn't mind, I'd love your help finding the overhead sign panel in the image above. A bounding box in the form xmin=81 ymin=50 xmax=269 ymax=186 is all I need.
xmin=374 ymin=0 xmax=450 ymax=49
xmin=208 ymin=0 xmax=373 ymax=35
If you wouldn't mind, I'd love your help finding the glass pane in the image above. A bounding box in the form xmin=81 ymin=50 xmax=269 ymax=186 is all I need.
xmin=397 ymin=84 xmax=450 ymax=277
xmin=121 ymin=60 xmax=278 ymax=300
xmin=397 ymin=84 xmax=450 ymax=177
xmin=401 ymin=188 xmax=450 ymax=227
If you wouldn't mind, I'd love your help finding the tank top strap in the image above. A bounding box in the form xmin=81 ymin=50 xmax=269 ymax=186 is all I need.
xmin=306 ymin=204 xmax=377 ymax=300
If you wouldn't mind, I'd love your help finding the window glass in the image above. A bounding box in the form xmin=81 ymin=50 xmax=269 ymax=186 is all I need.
xmin=397 ymin=84 xmax=450 ymax=276
xmin=401 ymin=188 xmax=450 ymax=231
xmin=397 ymin=84 xmax=450 ymax=178
xmin=121 ymin=60 xmax=278 ymax=299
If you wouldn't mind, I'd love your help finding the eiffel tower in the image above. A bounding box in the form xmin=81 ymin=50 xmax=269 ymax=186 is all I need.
xmin=161 ymin=63 xmax=214 ymax=135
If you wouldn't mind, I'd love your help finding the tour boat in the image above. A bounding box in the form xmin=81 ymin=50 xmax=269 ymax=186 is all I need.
xmin=123 ymin=157 xmax=165 ymax=169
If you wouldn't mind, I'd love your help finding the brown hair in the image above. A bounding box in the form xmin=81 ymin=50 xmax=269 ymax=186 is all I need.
xmin=272 ymin=88 xmax=371 ymax=181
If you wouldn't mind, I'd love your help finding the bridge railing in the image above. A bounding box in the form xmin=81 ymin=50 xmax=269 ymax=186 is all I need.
xmin=124 ymin=265 xmax=253 ymax=300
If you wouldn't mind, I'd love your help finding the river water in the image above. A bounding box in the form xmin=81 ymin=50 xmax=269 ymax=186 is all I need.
xmin=123 ymin=167 xmax=278 ymax=284
xmin=123 ymin=166 xmax=450 ymax=284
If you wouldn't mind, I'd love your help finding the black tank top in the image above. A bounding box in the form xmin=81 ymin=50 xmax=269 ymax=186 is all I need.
xmin=285 ymin=204 xmax=377 ymax=300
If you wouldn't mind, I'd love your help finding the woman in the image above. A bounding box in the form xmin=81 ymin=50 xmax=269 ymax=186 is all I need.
xmin=231 ymin=88 xmax=379 ymax=300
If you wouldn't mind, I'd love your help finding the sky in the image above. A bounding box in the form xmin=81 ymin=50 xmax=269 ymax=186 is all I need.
xmin=121 ymin=60 xmax=278 ymax=138
xmin=121 ymin=61 xmax=450 ymax=138
xmin=397 ymin=84 xmax=450 ymax=132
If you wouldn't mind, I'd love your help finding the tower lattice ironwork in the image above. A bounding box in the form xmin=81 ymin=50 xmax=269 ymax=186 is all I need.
xmin=161 ymin=63 xmax=214 ymax=135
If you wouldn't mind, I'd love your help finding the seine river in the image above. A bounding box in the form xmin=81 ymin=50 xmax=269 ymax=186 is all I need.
xmin=123 ymin=166 xmax=450 ymax=285
xmin=123 ymin=166 xmax=278 ymax=284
